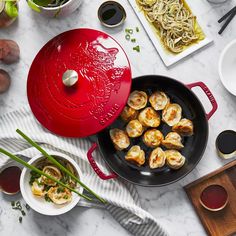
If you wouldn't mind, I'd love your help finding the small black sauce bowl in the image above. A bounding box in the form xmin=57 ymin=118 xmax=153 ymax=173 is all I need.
xmin=216 ymin=130 xmax=236 ymax=159
xmin=98 ymin=1 xmax=126 ymax=28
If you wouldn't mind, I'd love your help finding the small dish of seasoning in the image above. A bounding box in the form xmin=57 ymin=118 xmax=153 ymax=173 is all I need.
xmin=0 ymin=165 xmax=21 ymax=195
xmin=98 ymin=1 xmax=126 ymax=28
xmin=216 ymin=130 xmax=236 ymax=159
xmin=200 ymin=184 xmax=228 ymax=212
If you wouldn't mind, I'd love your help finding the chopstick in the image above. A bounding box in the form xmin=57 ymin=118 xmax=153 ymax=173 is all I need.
xmin=218 ymin=6 xmax=236 ymax=35
xmin=0 ymin=147 xmax=92 ymax=201
xmin=16 ymin=129 xmax=106 ymax=204
xmin=218 ymin=6 xmax=236 ymax=23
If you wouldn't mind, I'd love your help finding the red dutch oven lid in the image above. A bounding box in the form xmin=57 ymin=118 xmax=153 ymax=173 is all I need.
xmin=27 ymin=29 xmax=132 ymax=137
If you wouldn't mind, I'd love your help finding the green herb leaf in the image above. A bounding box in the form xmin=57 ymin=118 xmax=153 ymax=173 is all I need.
xmin=131 ymin=38 xmax=136 ymax=43
xmin=21 ymin=210 xmax=26 ymax=216
xmin=136 ymin=27 xmax=140 ymax=32
xmin=19 ymin=216 xmax=22 ymax=223
xmin=5 ymin=2 xmax=18 ymax=18
xmin=44 ymin=194 xmax=52 ymax=202
xmin=11 ymin=201 xmax=15 ymax=207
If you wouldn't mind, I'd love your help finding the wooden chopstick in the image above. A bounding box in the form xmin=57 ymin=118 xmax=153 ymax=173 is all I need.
xmin=218 ymin=9 xmax=236 ymax=35
xmin=218 ymin=6 xmax=236 ymax=23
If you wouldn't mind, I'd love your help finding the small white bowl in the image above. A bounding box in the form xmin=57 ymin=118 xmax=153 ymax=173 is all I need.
xmin=219 ymin=39 xmax=236 ymax=96
xmin=20 ymin=151 xmax=83 ymax=216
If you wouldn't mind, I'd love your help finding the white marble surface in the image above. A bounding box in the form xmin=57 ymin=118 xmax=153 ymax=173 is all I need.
xmin=1 ymin=0 xmax=236 ymax=235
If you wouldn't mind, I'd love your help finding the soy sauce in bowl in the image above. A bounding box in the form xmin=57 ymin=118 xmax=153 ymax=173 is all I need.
xmin=0 ymin=166 xmax=21 ymax=195
xmin=98 ymin=1 xmax=126 ymax=28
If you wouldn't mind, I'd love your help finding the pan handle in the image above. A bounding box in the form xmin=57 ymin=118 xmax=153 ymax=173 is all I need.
xmin=87 ymin=143 xmax=118 ymax=180
xmin=187 ymin=82 xmax=218 ymax=120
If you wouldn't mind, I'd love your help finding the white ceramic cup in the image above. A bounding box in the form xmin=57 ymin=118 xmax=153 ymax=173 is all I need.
xmin=20 ymin=151 xmax=83 ymax=216
xmin=37 ymin=0 xmax=83 ymax=17
xmin=219 ymin=39 xmax=236 ymax=96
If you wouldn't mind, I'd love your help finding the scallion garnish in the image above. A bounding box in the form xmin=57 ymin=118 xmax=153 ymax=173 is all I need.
xmin=133 ymin=45 xmax=140 ymax=52
xmin=125 ymin=34 xmax=131 ymax=41
xmin=131 ymin=38 xmax=136 ymax=43
xmin=16 ymin=129 xmax=105 ymax=204
xmin=0 ymin=147 xmax=92 ymax=202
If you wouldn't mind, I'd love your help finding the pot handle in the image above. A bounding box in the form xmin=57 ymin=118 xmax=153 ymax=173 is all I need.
xmin=186 ymin=82 xmax=218 ymax=120
xmin=87 ymin=143 xmax=118 ymax=180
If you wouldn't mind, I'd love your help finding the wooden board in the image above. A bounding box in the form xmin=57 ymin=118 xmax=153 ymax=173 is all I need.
xmin=184 ymin=160 xmax=236 ymax=236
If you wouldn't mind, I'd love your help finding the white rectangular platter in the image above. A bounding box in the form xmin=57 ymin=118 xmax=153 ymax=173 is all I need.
xmin=128 ymin=0 xmax=213 ymax=67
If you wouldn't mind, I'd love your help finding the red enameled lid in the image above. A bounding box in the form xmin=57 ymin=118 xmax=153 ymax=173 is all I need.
xmin=27 ymin=28 xmax=132 ymax=137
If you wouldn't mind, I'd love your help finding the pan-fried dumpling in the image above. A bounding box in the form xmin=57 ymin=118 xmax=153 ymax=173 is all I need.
xmin=125 ymin=145 xmax=145 ymax=166
xmin=143 ymin=129 xmax=164 ymax=148
xmin=138 ymin=107 xmax=161 ymax=127
xmin=41 ymin=166 xmax=62 ymax=186
xmin=120 ymin=106 xmax=139 ymax=122
xmin=126 ymin=119 xmax=144 ymax=138
xmin=172 ymin=118 xmax=194 ymax=136
xmin=47 ymin=186 xmax=72 ymax=205
xmin=149 ymin=91 xmax=170 ymax=111
xmin=31 ymin=177 xmax=45 ymax=197
xmin=162 ymin=132 xmax=184 ymax=150
xmin=162 ymin=103 xmax=182 ymax=126
xmin=149 ymin=147 xmax=166 ymax=169
xmin=127 ymin=90 xmax=148 ymax=110
xmin=110 ymin=128 xmax=130 ymax=151
xmin=165 ymin=150 xmax=186 ymax=170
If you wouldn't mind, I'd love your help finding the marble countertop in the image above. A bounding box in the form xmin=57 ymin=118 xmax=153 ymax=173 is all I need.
xmin=1 ymin=0 xmax=236 ymax=235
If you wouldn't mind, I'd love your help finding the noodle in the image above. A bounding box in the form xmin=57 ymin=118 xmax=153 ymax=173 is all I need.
xmin=136 ymin=0 xmax=204 ymax=53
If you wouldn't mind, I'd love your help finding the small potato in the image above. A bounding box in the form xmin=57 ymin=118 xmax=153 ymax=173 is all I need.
xmin=0 ymin=69 xmax=10 ymax=94
xmin=0 ymin=39 xmax=20 ymax=64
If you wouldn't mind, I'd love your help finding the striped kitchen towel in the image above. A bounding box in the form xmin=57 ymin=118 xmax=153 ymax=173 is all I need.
xmin=0 ymin=106 xmax=168 ymax=236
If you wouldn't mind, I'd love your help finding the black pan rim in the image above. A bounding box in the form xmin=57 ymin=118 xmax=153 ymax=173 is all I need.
xmin=97 ymin=75 xmax=209 ymax=187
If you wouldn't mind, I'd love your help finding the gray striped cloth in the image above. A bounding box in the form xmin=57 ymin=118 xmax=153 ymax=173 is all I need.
xmin=0 ymin=107 xmax=168 ymax=236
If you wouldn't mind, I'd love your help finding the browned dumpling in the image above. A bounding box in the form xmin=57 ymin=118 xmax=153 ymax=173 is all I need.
xmin=162 ymin=103 xmax=182 ymax=126
xmin=143 ymin=129 xmax=164 ymax=148
xmin=138 ymin=107 xmax=161 ymax=127
xmin=162 ymin=132 xmax=184 ymax=150
xmin=110 ymin=129 xmax=130 ymax=151
xmin=172 ymin=118 xmax=194 ymax=136
xmin=165 ymin=150 xmax=185 ymax=170
xmin=120 ymin=106 xmax=139 ymax=122
xmin=127 ymin=90 xmax=148 ymax=110
xmin=126 ymin=119 xmax=144 ymax=138
xmin=149 ymin=147 xmax=166 ymax=169
xmin=149 ymin=91 xmax=170 ymax=111
xmin=125 ymin=145 xmax=145 ymax=166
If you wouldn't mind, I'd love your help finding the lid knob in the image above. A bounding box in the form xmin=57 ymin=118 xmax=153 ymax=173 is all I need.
xmin=62 ymin=70 xmax=78 ymax=87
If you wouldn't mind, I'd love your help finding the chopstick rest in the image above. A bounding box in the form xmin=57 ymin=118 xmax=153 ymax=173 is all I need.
xmin=218 ymin=6 xmax=236 ymax=34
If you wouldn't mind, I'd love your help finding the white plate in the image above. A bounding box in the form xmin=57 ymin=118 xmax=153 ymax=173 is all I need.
xmin=128 ymin=0 xmax=213 ymax=67
xmin=219 ymin=39 xmax=236 ymax=96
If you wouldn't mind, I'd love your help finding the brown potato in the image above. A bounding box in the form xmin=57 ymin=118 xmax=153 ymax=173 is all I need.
xmin=0 ymin=69 xmax=10 ymax=94
xmin=0 ymin=40 xmax=20 ymax=64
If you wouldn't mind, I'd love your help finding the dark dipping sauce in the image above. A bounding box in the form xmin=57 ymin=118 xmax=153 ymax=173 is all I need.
xmin=200 ymin=185 xmax=228 ymax=211
xmin=0 ymin=166 xmax=21 ymax=194
xmin=99 ymin=1 xmax=126 ymax=27
xmin=216 ymin=130 xmax=236 ymax=154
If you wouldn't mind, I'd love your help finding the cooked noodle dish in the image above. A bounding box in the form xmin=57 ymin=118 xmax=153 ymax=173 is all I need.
xmin=136 ymin=0 xmax=205 ymax=53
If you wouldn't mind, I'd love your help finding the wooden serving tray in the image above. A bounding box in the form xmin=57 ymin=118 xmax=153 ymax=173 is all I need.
xmin=184 ymin=160 xmax=236 ymax=236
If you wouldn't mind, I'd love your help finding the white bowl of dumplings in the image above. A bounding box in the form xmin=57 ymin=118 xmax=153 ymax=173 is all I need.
xmin=20 ymin=151 xmax=83 ymax=216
